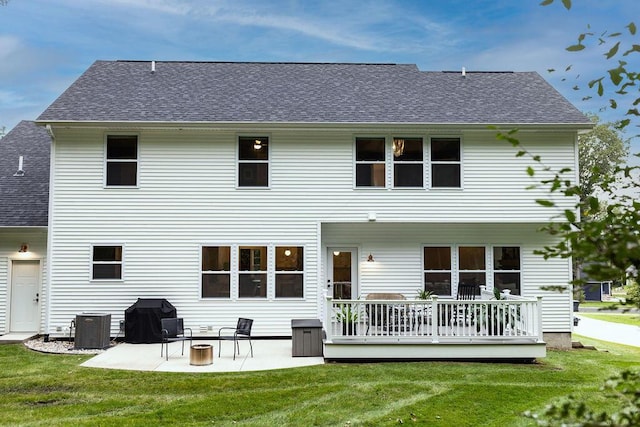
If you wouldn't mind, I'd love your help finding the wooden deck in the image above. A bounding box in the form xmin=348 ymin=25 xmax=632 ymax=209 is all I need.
xmin=323 ymin=293 xmax=546 ymax=360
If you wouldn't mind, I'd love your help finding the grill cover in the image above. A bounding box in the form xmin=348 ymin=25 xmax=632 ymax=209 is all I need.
xmin=124 ymin=298 xmax=176 ymax=343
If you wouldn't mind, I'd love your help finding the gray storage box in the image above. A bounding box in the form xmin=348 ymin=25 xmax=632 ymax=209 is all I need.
xmin=291 ymin=319 xmax=323 ymax=357
xmin=75 ymin=313 xmax=111 ymax=349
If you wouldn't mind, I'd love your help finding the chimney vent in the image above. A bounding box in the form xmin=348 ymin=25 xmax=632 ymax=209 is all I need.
xmin=462 ymin=67 xmax=466 ymax=78
xmin=151 ymin=61 xmax=156 ymax=73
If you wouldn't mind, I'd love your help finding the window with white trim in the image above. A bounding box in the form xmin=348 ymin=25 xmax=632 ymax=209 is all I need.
xmin=92 ymin=245 xmax=122 ymax=280
xmin=202 ymin=246 xmax=231 ymax=298
xmin=458 ymin=246 xmax=485 ymax=295
xmin=275 ymin=246 xmax=304 ymax=298
xmin=106 ymin=135 xmax=137 ymax=186
xmin=238 ymin=137 xmax=269 ymax=187
xmin=493 ymin=246 xmax=521 ymax=295
xmin=431 ymin=137 xmax=461 ymax=188
xmin=355 ymin=137 xmax=385 ymax=187
xmin=393 ymin=137 xmax=423 ymax=187
xmin=423 ymin=246 xmax=452 ymax=295
xmin=239 ymin=246 xmax=267 ymax=298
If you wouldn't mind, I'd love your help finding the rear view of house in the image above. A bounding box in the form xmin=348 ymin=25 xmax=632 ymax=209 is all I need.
xmin=5 ymin=61 xmax=593 ymax=358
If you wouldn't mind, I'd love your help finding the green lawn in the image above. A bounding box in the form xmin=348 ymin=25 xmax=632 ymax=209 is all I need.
xmin=1 ymin=341 xmax=639 ymax=426
xmin=579 ymin=312 xmax=640 ymax=326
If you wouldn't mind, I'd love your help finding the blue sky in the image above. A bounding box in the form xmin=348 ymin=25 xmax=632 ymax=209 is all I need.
xmin=1 ymin=0 xmax=639 ymax=162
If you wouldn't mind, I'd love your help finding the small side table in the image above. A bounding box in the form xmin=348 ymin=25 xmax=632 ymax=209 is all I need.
xmin=190 ymin=344 xmax=213 ymax=365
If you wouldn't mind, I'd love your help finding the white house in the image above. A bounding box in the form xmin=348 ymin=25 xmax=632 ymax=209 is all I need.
xmin=3 ymin=61 xmax=592 ymax=359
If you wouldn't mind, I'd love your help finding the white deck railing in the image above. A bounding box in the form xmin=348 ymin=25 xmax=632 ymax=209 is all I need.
xmin=324 ymin=292 xmax=544 ymax=344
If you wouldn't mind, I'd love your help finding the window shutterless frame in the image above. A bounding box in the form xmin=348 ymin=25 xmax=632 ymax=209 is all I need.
xmin=104 ymin=134 xmax=139 ymax=187
xmin=422 ymin=245 xmax=453 ymax=296
xmin=429 ymin=136 xmax=462 ymax=189
xmin=91 ymin=244 xmax=124 ymax=281
xmin=492 ymin=245 xmax=522 ymax=295
xmin=354 ymin=136 xmax=386 ymax=188
xmin=201 ymin=246 xmax=232 ymax=298
xmin=275 ymin=246 xmax=305 ymax=298
xmin=237 ymin=136 xmax=270 ymax=188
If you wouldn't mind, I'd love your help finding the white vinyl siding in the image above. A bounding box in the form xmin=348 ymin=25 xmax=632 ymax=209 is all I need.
xmin=46 ymin=126 xmax=578 ymax=336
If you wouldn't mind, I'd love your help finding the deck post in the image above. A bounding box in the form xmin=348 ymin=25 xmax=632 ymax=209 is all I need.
xmin=325 ymin=295 xmax=333 ymax=342
xmin=536 ymin=296 xmax=544 ymax=343
xmin=431 ymin=295 xmax=439 ymax=343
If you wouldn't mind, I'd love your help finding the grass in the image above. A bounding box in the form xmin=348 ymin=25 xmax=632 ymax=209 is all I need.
xmin=0 ymin=341 xmax=639 ymax=426
xmin=579 ymin=312 xmax=640 ymax=326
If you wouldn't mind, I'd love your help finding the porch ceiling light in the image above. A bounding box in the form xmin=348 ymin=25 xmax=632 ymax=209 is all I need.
xmin=367 ymin=253 xmax=375 ymax=262
xmin=333 ymin=251 xmax=340 ymax=256
xmin=284 ymin=248 xmax=292 ymax=257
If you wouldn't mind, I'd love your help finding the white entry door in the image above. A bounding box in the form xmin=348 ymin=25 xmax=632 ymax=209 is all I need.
xmin=327 ymin=248 xmax=358 ymax=299
xmin=10 ymin=260 xmax=41 ymax=332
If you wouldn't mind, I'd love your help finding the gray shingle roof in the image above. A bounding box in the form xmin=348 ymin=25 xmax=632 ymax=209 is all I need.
xmin=37 ymin=61 xmax=590 ymax=125
xmin=0 ymin=121 xmax=50 ymax=227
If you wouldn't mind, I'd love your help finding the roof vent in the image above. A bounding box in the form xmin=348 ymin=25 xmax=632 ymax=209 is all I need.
xmin=462 ymin=67 xmax=466 ymax=78
xmin=13 ymin=155 xmax=24 ymax=177
xmin=151 ymin=61 xmax=156 ymax=73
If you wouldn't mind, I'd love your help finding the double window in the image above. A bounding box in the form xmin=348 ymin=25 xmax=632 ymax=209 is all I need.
xmin=91 ymin=245 xmax=123 ymax=280
xmin=238 ymin=137 xmax=269 ymax=187
xmin=201 ymin=245 xmax=304 ymax=298
xmin=423 ymin=245 xmax=520 ymax=296
xmin=106 ymin=135 xmax=138 ymax=186
xmin=202 ymin=246 xmax=231 ymax=298
xmin=493 ymin=246 xmax=521 ymax=295
xmin=431 ymin=137 xmax=461 ymax=188
xmin=355 ymin=137 xmax=386 ymax=187
xmin=393 ymin=137 xmax=423 ymax=187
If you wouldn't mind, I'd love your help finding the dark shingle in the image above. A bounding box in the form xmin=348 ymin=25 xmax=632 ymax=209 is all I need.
xmin=37 ymin=61 xmax=590 ymax=125
xmin=0 ymin=121 xmax=50 ymax=227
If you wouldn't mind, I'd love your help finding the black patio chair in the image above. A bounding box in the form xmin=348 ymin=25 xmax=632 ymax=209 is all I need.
xmin=218 ymin=318 xmax=253 ymax=360
xmin=160 ymin=318 xmax=193 ymax=360
xmin=452 ymin=283 xmax=478 ymax=326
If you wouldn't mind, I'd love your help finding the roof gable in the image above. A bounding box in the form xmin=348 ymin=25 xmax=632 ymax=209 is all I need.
xmin=0 ymin=121 xmax=50 ymax=227
xmin=38 ymin=61 xmax=590 ymax=125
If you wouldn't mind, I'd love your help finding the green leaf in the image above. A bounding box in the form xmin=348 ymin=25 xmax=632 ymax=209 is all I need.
xmin=547 ymin=68 xmax=555 ymax=73
xmin=628 ymin=22 xmax=637 ymax=35
xmin=565 ymin=210 xmax=576 ymax=223
xmin=610 ymin=99 xmax=618 ymax=109
xmin=608 ymin=68 xmax=623 ymax=86
xmin=536 ymin=199 xmax=556 ymax=208
xmin=605 ymin=41 xmax=620 ymax=59
xmin=597 ymin=80 xmax=604 ymax=96
xmin=561 ymin=0 xmax=571 ymax=9
xmin=539 ymin=0 xmax=554 ymax=5
xmin=567 ymin=44 xmax=585 ymax=52
xmin=527 ymin=166 xmax=535 ymax=177
xmin=516 ymin=150 xmax=526 ymax=157
xmin=623 ymin=44 xmax=640 ymax=56
xmin=609 ymin=32 xmax=622 ymax=38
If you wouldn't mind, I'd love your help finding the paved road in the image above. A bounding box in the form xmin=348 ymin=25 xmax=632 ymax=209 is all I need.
xmin=573 ymin=314 xmax=640 ymax=348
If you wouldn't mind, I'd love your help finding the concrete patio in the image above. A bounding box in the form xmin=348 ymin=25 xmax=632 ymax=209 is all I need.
xmin=80 ymin=339 xmax=325 ymax=372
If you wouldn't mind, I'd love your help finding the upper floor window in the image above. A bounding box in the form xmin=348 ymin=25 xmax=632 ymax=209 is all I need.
xmin=202 ymin=246 xmax=231 ymax=298
xmin=355 ymin=137 xmax=385 ymax=187
xmin=238 ymin=137 xmax=269 ymax=187
xmin=431 ymin=137 xmax=461 ymax=188
xmin=393 ymin=137 xmax=423 ymax=187
xmin=106 ymin=135 xmax=137 ymax=186
xmin=275 ymin=246 xmax=304 ymax=298
xmin=239 ymin=246 xmax=267 ymax=298
xmin=423 ymin=246 xmax=452 ymax=295
xmin=92 ymin=245 xmax=122 ymax=280
xmin=493 ymin=246 xmax=521 ymax=295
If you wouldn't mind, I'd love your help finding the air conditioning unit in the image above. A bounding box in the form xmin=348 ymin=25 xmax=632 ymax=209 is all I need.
xmin=74 ymin=313 xmax=111 ymax=349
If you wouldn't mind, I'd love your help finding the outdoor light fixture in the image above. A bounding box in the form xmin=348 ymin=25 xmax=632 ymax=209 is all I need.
xmin=284 ymin=249 xmax=292 ymax=257
xmin=367 ymin=253 xmax=375 ymax=262
xmin=18 ymin=243 xmax=29 ymax=253
xmin=333 ymin=251 xmax=340 ymax=257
